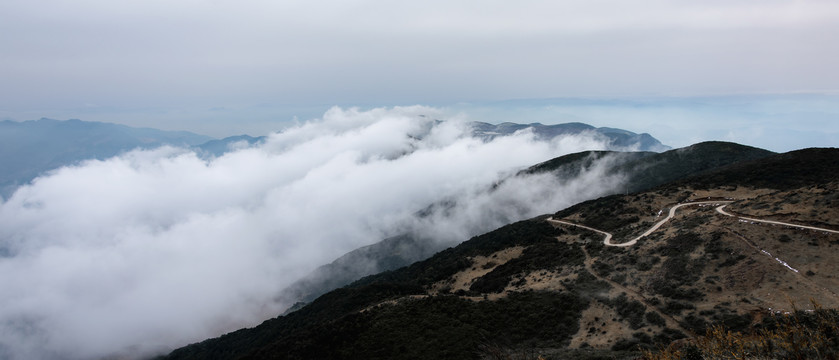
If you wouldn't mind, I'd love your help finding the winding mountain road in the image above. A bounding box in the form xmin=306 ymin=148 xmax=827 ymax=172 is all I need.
xmin=548 ymin=200 xmax=838 ymax=247
xmin=716 ymin=205 xmax=839 ymax=234
xmin=547 ymin=199 xmax=839 ymax=331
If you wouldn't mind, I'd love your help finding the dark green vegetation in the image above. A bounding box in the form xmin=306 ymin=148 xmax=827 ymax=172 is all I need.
xmin=355 ymin=219 xmax=565 ymax=288
xmin=469 ymin=241 xmax=584 ymax=294
xmin=246 ymin=292 xmax=588 ymax=360
xmin=532 ymin=141 xmax=775 ymax=195
xmin=162 ymin=145 xmax=839 ymax=360
xmin=162 ymin=219 xmax=595 ymax=360
xmin=624 ymin=141 xmax=774 ymax=193
xmin=679 ymin=146 xmax=839 ymax=191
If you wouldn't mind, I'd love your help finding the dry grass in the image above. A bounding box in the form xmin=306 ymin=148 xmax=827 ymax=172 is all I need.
xmin=643 ymin=300 xmax=839 ymax=360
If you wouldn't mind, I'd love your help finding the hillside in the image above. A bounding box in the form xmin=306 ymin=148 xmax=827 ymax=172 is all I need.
xmin=275 ymin=234 xmax=442 ymax=309
xmin=525 ymin=141 xmax=774 ymax=194
xmin=161 ymin=147 xmax=838 ymax=359
xmin=274 ymin=142 xmax=774 ymax=309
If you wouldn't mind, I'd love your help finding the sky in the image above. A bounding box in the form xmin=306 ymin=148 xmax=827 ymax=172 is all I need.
xmin=1 ymin=0 xmax=838 ymax=151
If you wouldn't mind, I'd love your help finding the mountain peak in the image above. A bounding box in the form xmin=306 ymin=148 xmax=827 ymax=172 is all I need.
xmin=469 ymin=121 xmax=669 ymax=151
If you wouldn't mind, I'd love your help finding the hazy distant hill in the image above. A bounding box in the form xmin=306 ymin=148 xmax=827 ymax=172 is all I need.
xmin=470 ymin=121 xmax=670 ymax=152
xmin=0 ymin=119 xmax=668 ymax=200
xmin=0 ymin=118 xmax=213 ymax=199
xmin=162 ymin=146 xmax=839 ymax=359
xmin=194 ymin=135 xmax=266 ymax=157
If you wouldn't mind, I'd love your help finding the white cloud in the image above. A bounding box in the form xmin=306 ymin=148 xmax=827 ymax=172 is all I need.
xmin=0 ymin=106 xmax=631 ymax=359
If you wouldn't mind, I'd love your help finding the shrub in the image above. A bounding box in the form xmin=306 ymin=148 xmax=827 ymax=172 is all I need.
xmin=644 ymin=301 xmax=839 ymax=360
xmin=646 ymin=311 xmax=666 ymax=327
xmin=470 ymin=242 xmax=585 ymax=294
xmin=610 ymin=293 xmax=647 ymax=329
xmin=662 ymin=301 xmax=695 ymax=315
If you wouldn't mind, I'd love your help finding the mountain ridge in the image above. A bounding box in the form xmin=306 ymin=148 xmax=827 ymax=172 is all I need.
xmin=0 ymin=118 xmax=667 ymax=200
xmin=160 ymin=144 xmax=838 ymax=359
xmin=274 ymin=141 xmax=773 ymax=309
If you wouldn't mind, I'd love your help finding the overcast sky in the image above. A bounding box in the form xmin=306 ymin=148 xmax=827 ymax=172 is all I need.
xmin=1 ymin=2 xmax=838 ymax=358
xmin=2 ymin=0 xmax=838 ymax=149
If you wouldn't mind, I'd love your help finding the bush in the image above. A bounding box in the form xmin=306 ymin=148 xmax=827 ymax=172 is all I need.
xmin=610 ymin=293 xmax=647 ymax=329
xmin=649 ymin=254 xmax=704 ymax=300
xmin=592 ymin=260 xmax=613 ymax=277
xmin=644 ymin=301 xmax=839 ymax=360
xmin=662 ymin=300 xmax=695 ymax=315
xmin=645 ymin=311 xmax=666 ymax=327
xmin=470 ymin=242 xmax=585 ymax=293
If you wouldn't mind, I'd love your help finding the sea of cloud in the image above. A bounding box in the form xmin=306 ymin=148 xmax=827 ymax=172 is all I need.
xmin=0 ymin=106 xmax=631 ymax=359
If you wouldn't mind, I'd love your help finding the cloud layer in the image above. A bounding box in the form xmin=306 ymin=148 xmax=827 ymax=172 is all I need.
xmin=0 ymin=106 xmax=628 ymax=359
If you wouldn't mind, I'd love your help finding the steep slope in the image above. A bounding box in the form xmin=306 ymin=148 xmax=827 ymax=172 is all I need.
xmin=161 ymin=147 xmax=838 ymax=359
xmin=275 ymin=234 xmax=441 ymax=309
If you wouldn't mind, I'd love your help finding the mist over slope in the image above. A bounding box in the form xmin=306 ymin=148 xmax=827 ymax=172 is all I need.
xmin=277 ymin=142 xmax=773 ymax=308
xmin=0 ymin=106 xmax=648 ymax=360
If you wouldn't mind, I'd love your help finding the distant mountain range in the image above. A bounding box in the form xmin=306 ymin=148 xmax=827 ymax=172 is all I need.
xmin=0 ymin=119 xmax=212 ymax=198
xmin=0 ymin=118 xmax=667 ymax=199
xmin=161 ymin=144 xmax=839 ymax=360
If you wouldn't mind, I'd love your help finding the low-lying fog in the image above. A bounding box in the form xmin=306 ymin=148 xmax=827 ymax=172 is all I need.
xmin=0 ymin=106 xmax=632 ymax=359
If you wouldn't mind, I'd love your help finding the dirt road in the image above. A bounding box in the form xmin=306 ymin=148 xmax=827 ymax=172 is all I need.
xmin=548 ymin=200 xmax=838 ymax=247
xmin=548 ymin=201 xmax=731 ymax=247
